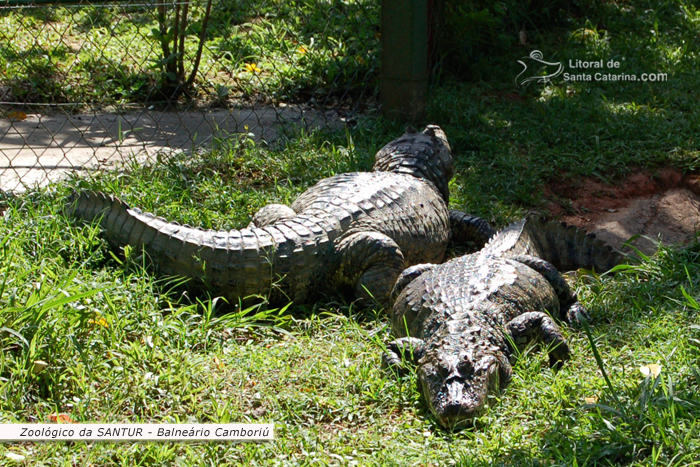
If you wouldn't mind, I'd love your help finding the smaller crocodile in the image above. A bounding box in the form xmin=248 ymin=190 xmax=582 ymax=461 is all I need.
xmin=384 ymin=217 xmax=623 ymax=429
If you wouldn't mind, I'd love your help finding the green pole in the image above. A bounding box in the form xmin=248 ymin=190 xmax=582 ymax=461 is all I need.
xmin=380 ymin=0 xmax=428 ymax=124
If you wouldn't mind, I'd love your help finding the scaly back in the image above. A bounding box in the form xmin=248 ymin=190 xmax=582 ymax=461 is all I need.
xmin=484 ymin=217 xmax=624 ymax=273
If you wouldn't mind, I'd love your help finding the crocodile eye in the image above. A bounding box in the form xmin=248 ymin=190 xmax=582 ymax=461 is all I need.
xmin=422 ymin=363 xmax=439 ymax=378
xmin=435 ymin=364 xmax=450 ymax=378
xmin=475 ymin=356 xmax=497 ymax=376
xmin=457 ymin=358 xmax=474 ymax=376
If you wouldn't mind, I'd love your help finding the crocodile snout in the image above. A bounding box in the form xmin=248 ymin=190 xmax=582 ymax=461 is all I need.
xmin=419 ymin=351 xmax=503 ymax=429
xmin=433 ymin=379 xmax=486 ymax=428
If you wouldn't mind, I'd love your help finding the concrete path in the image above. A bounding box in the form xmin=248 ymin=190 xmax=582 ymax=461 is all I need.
xmin=0 ymin=105 xmax=339 ymax=192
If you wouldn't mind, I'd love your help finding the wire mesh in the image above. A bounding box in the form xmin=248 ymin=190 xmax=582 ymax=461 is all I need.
xmin=0 ymin=0 xmax=380 ymax=191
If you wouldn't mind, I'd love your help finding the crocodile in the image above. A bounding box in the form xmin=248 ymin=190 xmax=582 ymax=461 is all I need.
xmin=67 ymin=126 xmax=494 ymax=307
xmin=384 ymin=217 xmax=623 ymax=429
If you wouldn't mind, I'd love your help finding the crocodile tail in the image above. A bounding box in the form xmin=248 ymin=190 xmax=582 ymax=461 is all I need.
xmin=66 ymin=190 xmax=322 ymax=302
xmin=485 ymin=216 xmax=624 ymax=273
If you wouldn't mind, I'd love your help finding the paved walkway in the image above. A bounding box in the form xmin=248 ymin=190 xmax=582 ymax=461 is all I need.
xmin=0 ymin=105 xmax=339 ymax=192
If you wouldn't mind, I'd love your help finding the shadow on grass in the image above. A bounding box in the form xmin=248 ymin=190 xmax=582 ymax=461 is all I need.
xmin=421 ymin=0 xmax=700 ymax=225
xmin=430 ymin=74 xmax=700 ymax=225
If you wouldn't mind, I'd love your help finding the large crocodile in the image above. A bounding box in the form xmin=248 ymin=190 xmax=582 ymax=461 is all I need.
xmin=67 ymin=126 xmax=494 ymax=307
xmin=384 ymin=217 xmax=623 ymax=429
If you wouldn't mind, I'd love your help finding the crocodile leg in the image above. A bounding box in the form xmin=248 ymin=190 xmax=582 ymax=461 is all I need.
xmin=391 ymin=263 xmax=436 ymax=301
xmin=510 ymin=254 xmax=589 ymax=322
xmin=449 ymin=210 xmax=495 ymax=249
xmin=336 ymin=231 xmax=406 ymax=307
xmin=562 ymin=302 xmax=591 ymax=326
xmin=382 ymin=337 xmax=426 ymax=375
xmin=248 ymin=204 xmax=297 ymax=228
xmin=505 ymin=311 xmax=571 ymax=367
xmin=510 ymin=254 xmax=573 ymax=302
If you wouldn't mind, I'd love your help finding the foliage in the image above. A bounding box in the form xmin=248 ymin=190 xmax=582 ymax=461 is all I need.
xmin=434 ymin=0 xmax=594 ymax=77
xmin=0 ymin=0 xmax=379 ymax=107
xmin=428 ymin=0 xmax=700 ymax=223
xmin=151 ymin=0 xmax=214 ymax=98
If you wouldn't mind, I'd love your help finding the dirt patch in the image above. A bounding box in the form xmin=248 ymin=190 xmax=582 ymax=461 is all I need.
xmin=544 ymin=168 xmax=700 ymax=254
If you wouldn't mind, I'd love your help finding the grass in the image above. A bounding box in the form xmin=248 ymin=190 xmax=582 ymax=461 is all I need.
xmin=2 ymin=0 xmax=700 ymax=465
xmin=0 ymin=0 xmax=378 ymax=107
xmin=2 ymin=135 xmax=700 ymax=465
xmin=426 ymin=0 xmax=700 ymax=224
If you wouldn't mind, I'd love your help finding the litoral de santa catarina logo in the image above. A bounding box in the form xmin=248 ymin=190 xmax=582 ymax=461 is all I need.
xmin=516 ymin=50 xmax=667 ymax=86
xmin=515 ymin=50 xmax=564 ymax=85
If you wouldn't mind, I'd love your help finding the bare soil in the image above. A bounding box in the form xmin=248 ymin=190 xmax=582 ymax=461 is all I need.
xmin=544 ymin=168 xmax=700 ymax=254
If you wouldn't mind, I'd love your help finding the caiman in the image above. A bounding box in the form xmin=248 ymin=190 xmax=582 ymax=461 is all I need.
xmin=384 ymin=217 xmax=623 ymax=429
xmin=67 ymin=126 xmax=494 ymax=307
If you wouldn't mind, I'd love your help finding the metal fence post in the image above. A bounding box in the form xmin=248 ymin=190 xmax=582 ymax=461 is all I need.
xmin=380 ymin=0 xmax=428 ymax=124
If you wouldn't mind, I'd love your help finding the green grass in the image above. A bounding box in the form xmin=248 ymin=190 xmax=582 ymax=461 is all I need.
xmin=2 ymin=0 xmax=700 ymax=465
xmin=2 ymin=134 xmax=700 ymax=465
xmin=0 ymin=0 xmax=378 ymax=107
xmin=426 ymin=0 xmax=700 ymax=224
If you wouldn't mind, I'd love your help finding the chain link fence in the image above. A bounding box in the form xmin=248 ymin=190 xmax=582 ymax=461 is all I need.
xmin=0 ymin=0 xmax=380 ymax=191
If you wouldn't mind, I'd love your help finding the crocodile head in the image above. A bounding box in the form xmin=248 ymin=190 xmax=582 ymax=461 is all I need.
xmin=373 ymin=125 xmax=453 ymax=203
xmin=417 ymin=338 xmax=511 ymax=429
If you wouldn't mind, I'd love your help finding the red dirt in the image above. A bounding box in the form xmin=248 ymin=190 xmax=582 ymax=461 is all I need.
xmin=543 ymin=167 xmax=700 ymax=253
xmin=544 ymin=167 xmax=688 ymax=217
